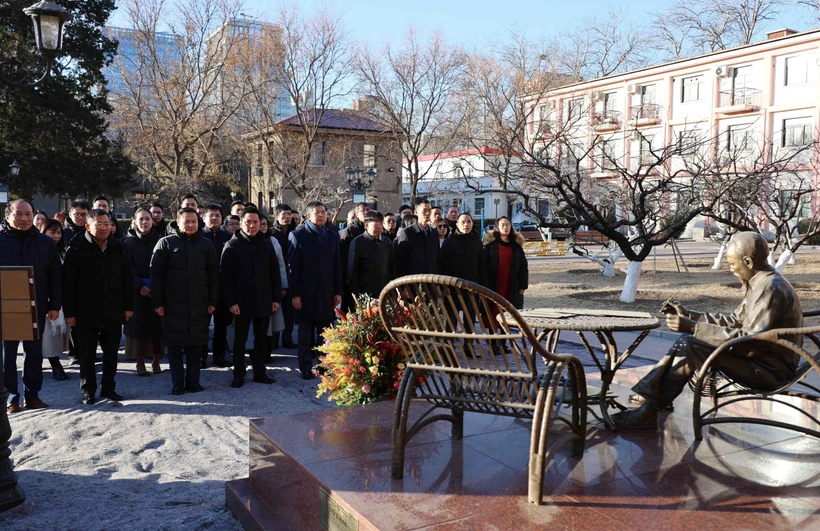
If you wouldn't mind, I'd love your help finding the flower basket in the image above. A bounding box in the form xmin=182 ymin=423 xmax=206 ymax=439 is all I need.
xmin=314 ymin=295 xmax=406 ymax=406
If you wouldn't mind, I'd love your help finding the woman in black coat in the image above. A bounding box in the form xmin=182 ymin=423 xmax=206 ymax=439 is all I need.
xmin=439 ymin=213 xmax=487 ymax=333
xmin=439 ymin=213 xmax=487 ymax=286
xmin=122 ymin=208 xmax=163 ymax=375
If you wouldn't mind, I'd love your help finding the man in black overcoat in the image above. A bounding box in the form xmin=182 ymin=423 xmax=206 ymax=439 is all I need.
xmin=339 ymin=202 xmax=370 ymax=312
xmin=347 ymin=211 xmax=396 ymax=300
xmin=64 ymin=210 xmax=134 ymax=404
xmin=287 ymin=201 xmax=343 ymax=380
xmin=150 ymin=208 xmax=219 ymax=395
xmin=270 ymin=204 xmax=298 ymax=349
xmin=1 ymin=200 xmax=62 ymax=412
xmin=221 ymin=208 xmax=281 ymax=388
xmin=393 ymin=197 xmax=439 ymax=277
xmin=201 ymin=203 xmax=233 ymax=368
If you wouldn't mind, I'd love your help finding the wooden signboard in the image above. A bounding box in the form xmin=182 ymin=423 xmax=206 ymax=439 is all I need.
xmin=0 ymin=266 xmax=39 ymax=341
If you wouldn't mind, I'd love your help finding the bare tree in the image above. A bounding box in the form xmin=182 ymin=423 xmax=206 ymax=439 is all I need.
xmin=651 ymin=0 xmax=786 ymax=60
xmin=547 ymin=10 xmax=651 ymax=81
xmin=706 ymin=141 xmax=820 ymax=272
xmin=110 ymin=0 xmax=250 ymax=203
xmin=796 ymin=0 xmax=820 ymax=23
xmin=482 ymin=97 xmax=816 ymax=302
xmin=236 ymin=5 xmax=354 ymax=208
xmin=355 ymin=28 xmax=465 ymax=205
xmin=453 ymin=34 xmax=560 ymax=217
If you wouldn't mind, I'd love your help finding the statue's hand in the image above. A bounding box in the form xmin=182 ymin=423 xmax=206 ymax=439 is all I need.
xmin=666 ymin=314 xmax=695 ymax=334
xmin=661 ymin=300 xmax=686 ymax=316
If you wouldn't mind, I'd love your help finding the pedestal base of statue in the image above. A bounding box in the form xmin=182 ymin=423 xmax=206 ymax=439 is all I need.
xmin=227 ymin=368 xmax=820 ymax=530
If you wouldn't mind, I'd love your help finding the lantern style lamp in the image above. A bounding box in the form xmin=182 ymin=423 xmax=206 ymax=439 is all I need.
xmin=23 ymin=1 xmax=73 ymax=56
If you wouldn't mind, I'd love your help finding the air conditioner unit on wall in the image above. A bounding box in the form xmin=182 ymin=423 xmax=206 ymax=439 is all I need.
xmin=626 ymin=84 xmax=640 ymax=94
xmin=629 ymin=130 xmax=642 ymax=142
xmin=591 ymin=91 xmax=603 ymax=102
xmin=715 ymin=65 xmax=733 ymax=78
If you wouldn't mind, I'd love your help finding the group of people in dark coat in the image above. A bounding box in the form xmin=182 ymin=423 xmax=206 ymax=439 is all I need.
xmin=2 ymin=193 xmax=529 ymax=411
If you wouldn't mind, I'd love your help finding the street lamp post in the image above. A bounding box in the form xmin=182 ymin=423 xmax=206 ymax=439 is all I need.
xmin=493 ymin=197 xmax=500 ymax=219
xmin=345 ymin=166 xmax=376 ymax=205
xmin=0 ymin=1 xmax=73 ymax=513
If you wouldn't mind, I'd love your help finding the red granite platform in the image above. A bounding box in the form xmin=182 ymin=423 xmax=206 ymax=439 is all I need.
xmin=227 ymin=366 xmax=820 ymax=530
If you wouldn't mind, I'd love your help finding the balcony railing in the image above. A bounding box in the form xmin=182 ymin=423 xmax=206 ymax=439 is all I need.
xmin=718 ymin=87 xmax=762 ymax=109
xmin=628 ymin=103 xmax=663 ymax=123
xmin=593 ymin=110 xmax=621 ymax=129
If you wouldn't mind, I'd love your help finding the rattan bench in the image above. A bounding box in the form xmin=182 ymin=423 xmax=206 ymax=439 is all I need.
xmin=378 ymin=275 xmax=588 ymax=505
xmin=693 ymin=309 xmax=820 ymax=441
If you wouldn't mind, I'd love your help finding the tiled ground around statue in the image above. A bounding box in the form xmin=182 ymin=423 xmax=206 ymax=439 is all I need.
xmin=228 ymin=362 xmax=820 ymax=530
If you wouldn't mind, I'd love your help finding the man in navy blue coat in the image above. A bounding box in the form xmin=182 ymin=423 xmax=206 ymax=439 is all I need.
xmin=1 ymin=199 xmax=62 ymax=412
xmin=393 ymin=197 xmax=439 ymax=277
xmin=287 ymin=201 xmax=343 ymax=379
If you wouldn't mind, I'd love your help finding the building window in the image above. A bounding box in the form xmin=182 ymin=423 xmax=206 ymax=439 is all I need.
xmin=681 ymin=76 xmax=703 ymax=103
xmin=474 ymin=198 xmax=485 ymax=216
xmin=603 ymin=92 xmax=617 ymax=112
xmin=639 ymin=135 xmax=655 ymax=164
xmin=783 ymin=118 xmax=812 ymax=147
xmin=255 ymin=166 xmax=263 ymax=177
xmin=780 ymin=189 xmax=811 ymax=218
xmin=363 ymin=144 xmax=376 ymax=168
xmin=600 ymin=139 xmax=617 ymax=170
xmin=257 ymin=192 xmax=263 ymax=209
xmin=640 ymin=84 xmax=657 ymax=105
xmin=675 ymin=129 xmax=702 ymax=162
xmin=567 ymin=99 xmax=584 ymax=122
xmin=727 ymin=125 xmax=754 ymax=153
xmin=785 ymin=56 xmax=810 ymax=86
xmin=309 ymin=141 xmax=325 ymax=166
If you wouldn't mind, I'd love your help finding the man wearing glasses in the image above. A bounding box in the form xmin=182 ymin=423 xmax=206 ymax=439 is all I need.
xmin=62 ymin=200 xmax=91 ymax=244
xmin=64 ymin=210 xmax=134 ymax=404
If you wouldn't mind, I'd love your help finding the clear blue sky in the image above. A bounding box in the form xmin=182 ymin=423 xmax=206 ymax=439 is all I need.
xmin=109 ymin=0 xmax=814 ymax=47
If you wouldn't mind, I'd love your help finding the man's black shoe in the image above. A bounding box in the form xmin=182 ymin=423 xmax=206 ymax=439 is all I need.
xmin=231 ymin=376 xmax=244 ymax=388
xmin=213 ymin=358 xmax=233 ymax=368
xmin=282 ymin=340 xmax=297 ymax=349
xmin=185 ymin=384 xmax=205 ymax=393
xmin=629 ymin=393 xmax=674 ymax=411
xmin=100 ymin=390 xmax=123 ymax=401
xmin=200 ymin=358 xmax=208 ymax=369
xmin=253 ymin=373 xmax=275 ymax=384
xmin=82 ymin=392 xmax=96 ymax=405
xmin=171 ymin=386 xmax=185 ymax=396
xmin=301 ymin=371 xmax=316 ymax=381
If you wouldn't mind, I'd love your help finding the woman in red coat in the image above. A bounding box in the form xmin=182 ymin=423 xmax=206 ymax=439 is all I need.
xmin=483 ymin=217 xmax=529 ymax=354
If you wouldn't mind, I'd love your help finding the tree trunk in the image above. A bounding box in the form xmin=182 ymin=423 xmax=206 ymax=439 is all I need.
xmin=774 ymin=249 xmax=794 ymax=273
xmin=619 ymin=260 xmax=643 ymax=303
xmin=711 ymin=240 xmax=728 ymax=270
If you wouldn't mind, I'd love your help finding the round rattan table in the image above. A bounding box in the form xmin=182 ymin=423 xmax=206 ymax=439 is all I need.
xmin=503 ymin=308 xmax=660 ymax=429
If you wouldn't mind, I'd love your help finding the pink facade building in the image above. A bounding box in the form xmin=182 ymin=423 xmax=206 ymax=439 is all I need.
xmin=531 ymin=28 xmax=820 ymax=235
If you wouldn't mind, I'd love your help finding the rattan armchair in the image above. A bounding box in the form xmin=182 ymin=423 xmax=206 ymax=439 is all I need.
xmin=693 ymin=310 xmax=820 ymax=440
xmin=378 ymin=275 xmax=587 ymax=505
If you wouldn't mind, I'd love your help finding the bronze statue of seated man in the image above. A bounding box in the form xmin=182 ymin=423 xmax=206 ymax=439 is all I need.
xmin=614 ymin=232 xmax=803 ymax=429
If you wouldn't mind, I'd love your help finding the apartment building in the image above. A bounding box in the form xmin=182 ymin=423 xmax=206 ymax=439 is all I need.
xmin=528 ymin=28 xmax=820 ymax=234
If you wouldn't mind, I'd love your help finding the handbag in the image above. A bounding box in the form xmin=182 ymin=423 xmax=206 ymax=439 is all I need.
xmin=268 ymin=307 xmax=285 ymax=335
xmin=225 ymin=320 xmax=254 ymax=353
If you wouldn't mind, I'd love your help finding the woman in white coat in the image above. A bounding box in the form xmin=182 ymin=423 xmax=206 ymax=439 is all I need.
xmin=40 ymin=219 xmax=70 ymax=380
xmin=261 ymin=215 xmax=287 ymax=361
